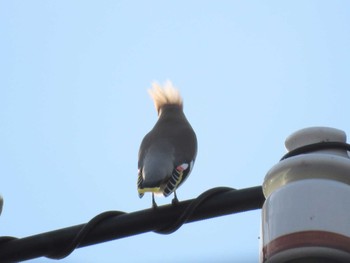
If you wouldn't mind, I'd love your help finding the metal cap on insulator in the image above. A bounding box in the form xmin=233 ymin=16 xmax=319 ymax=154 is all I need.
xmin=260 ymin=127 xmax=350 ymax=263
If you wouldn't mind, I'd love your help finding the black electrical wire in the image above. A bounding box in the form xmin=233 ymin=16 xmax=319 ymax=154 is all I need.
xmin=0 ymin=236 xmax=17 ymax=245
xmin=51 ymin=187 xmax=236 ymax=257
xmin=0 ymin=211 xmax=127 ymax=260
xmin=47 ymin=211 xmax=126 ymax=259
xmin=155 ymin=187 xmax=234 ymax=234
xmin=0 ymin=186 xmax=264 ymax=262
xmin=280 ymin=141 xmax=350 ymax=161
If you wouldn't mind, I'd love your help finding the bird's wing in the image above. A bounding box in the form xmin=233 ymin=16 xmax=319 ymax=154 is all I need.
xmin=163 ymin=161 xmax=195 ymax=197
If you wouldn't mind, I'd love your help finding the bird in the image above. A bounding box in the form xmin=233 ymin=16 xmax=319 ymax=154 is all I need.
xmin=137 ymin=81 xmax=197 ymax=208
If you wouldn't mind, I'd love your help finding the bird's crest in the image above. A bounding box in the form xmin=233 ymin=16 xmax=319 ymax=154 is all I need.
xmin=148 ymin=80 xmax=183 ymax=114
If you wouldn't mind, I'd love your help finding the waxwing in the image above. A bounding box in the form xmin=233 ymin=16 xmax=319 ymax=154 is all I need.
xmin=138 ymin=81 xmax=197 ymax=207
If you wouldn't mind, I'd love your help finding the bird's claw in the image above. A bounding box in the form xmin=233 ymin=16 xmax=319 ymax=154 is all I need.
xmin=172 ymin=197 xmax=179 ymax=206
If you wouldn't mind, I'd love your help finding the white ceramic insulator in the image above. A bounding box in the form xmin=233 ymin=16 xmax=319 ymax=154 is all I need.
xmin=260 ymin=127 xmax=350 ymax=263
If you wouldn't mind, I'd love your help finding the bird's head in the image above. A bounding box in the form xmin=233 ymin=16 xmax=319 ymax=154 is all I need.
xmin=148 ymin=80 xmax=183 ymax=115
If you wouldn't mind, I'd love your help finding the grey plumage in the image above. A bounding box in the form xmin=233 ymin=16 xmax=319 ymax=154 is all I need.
xmin=137 ymin=81 xmax=197 ymax=207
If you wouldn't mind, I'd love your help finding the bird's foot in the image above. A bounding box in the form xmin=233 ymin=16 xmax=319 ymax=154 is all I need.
xmin=171 ymin=196 xmax=179 ymax=206
xmin=152 ymin=194 xmax=158 ymax=209
xmin=152 ymin=202 xmax=158 ymax=209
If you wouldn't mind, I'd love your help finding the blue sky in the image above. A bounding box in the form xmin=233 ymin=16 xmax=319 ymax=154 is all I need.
xmin=1 ymin=1 xmax=350 ymax=262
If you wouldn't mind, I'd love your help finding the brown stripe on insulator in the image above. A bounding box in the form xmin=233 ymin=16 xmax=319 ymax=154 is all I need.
xmin=262 ymin=230 xmax=350 ymax=261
